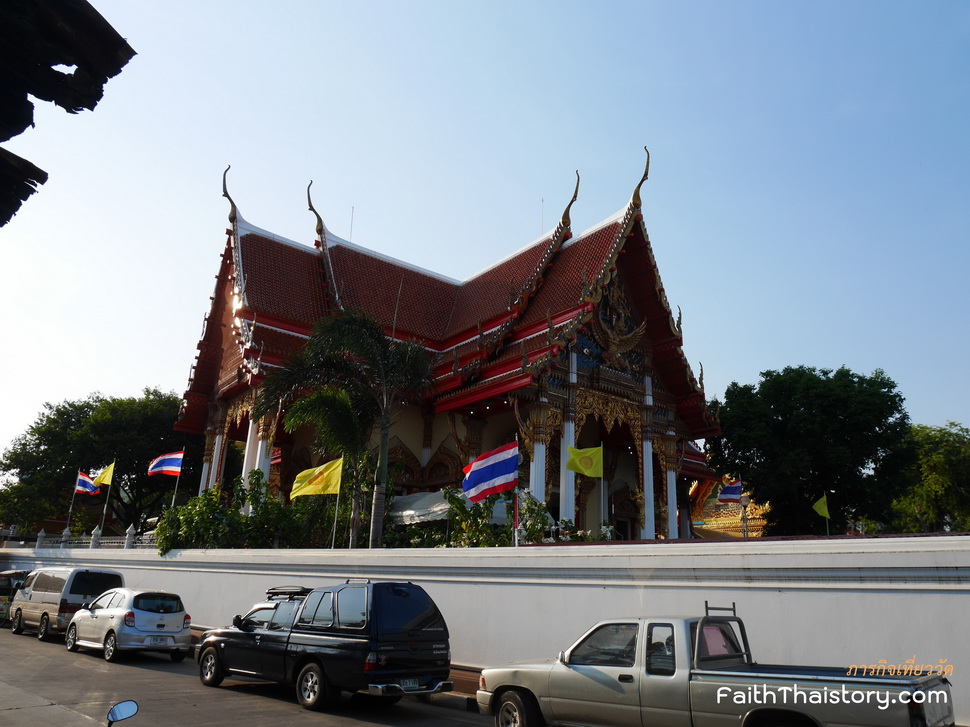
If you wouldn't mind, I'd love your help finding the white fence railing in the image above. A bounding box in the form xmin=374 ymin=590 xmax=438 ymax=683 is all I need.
xmin=2 ymin=525 xmax=156 ymax=551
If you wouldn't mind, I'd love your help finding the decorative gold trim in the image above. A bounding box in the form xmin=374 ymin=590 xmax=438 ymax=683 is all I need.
xmin=222 ymin=165 xmax=237 ymax=225
xmin=561 ymin=170 xmax=580 ymax=229
xmin=203 ymin=428 xmax=217 ymax=464
xmin=226 ymin=390 xmax=256 ymax=428
xmin=308 ymin=180 xmax=343 ymax=311
xmin=632 ymin=146 xmax=650 ymax=209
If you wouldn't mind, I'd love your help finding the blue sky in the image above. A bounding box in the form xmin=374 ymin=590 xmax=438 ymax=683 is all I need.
xmin=2 ymin=0 xmax=968 ymax=459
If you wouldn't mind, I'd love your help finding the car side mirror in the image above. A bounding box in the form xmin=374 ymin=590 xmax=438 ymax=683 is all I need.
xmin=81 ymin=603 xmax=91 ymax=610
xmin=558 ymin=650 xmax=567 ymax=664
xmin=232 ymin=614 xmax=244 ymax=629
xmin=106 ymin=699 xmax=138 ymax=726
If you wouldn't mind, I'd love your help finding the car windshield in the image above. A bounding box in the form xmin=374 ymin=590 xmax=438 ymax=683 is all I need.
xmin=70 ymin=572 xmax=122 ymax=596
xmin=134 ymin=593 xmax=183 ymax=613
xmin=374 ymin=584 xmax=447 ymax=639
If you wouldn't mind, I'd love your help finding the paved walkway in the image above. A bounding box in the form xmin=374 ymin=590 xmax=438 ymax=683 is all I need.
xmin=0 ymin=675 xmax=478 ymax=726
xmin=0 ymin=680 xmax=101 ymax=727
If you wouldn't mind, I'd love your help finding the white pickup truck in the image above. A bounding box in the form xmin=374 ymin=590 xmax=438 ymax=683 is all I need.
xmin=476 ymin=604 xmax=954 ymax=727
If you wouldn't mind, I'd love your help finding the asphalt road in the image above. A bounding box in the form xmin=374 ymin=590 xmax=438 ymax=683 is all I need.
xmin=0 ymin=628 xmax=489 ymax=727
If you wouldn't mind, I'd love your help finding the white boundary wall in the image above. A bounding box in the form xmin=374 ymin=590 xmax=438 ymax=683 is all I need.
xmin=2 ymin=536 xmax=968 ymax=722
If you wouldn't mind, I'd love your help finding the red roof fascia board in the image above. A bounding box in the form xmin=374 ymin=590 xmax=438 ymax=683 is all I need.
xmin=235 ymin=310 xmax=313 ymax=338
xmin=434 ymin=372 xmax=534 ymax=413
xmin=429 ymin=304 xmax=589 ymax=379
xmin=506 ymin=305 xmax=591 ymax=343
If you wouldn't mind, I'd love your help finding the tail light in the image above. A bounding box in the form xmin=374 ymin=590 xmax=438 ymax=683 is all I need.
xmin=124 ymin=611 xmax=135 ymax=627
xmin=58 ymin=599 xmax=79 ymax=616
xmin=364 ymin=652 xmax=377 ymax=672
xmin=183 ymin=614 xmax=191 ymax=630
xmin=479 ymin=674 xmax=486 ymax=690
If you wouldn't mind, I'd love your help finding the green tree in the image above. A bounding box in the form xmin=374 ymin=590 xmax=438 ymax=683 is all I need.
xmin=281 ymin=387 xmax=375 ymax=547
xmin=256 ymin=310 xmax=434 ymax=548
xmin=706 ymin=366 xmax=914 ymax=536
xmin=890 ymin=422 xmax=970 ymax=533
xmin=0 ymin=388 xmax=198 ymax=532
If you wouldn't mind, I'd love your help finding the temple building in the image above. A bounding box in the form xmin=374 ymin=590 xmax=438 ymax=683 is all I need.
xmin=175 ymin=153 xmax=720 ymax=540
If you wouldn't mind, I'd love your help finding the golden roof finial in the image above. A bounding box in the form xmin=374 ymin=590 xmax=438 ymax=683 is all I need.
xmin=632 ymin=147 xmax=651 ymax=208
xmin=308 ymin=180 xmax=344 ymax=310
xmin=560 ymin=170 xmax=580 ymax=229
xmin=307 ymin=180 xmax=324 ymax=237
xmin=222 ymin=165 xmax=237 ymax=225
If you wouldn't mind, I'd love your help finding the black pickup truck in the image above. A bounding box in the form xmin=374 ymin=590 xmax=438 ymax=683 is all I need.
xmin=196 ymin=581 xmax=453 ymax=710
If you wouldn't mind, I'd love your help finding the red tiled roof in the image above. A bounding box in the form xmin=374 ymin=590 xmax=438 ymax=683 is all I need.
xmin=327 ymin=244 xmax=457 ymax=343
xmin=239 ymin=233 xmax=328 ymax=328
xmin=517 ymin=222 xmax=620 ymax=330
xmin=444 ymin=236 xmax=551 ymax=339
xmin=177 ymin=195 xmax=719 ymax=440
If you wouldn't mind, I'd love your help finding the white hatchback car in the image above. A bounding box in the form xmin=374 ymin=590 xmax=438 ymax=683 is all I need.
xmin=65 ymin=588 xmax=191 ymax=662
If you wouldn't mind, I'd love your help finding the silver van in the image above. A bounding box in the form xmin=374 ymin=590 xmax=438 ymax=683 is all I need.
xmin=10 ymin=567 xmax=124 ymax=640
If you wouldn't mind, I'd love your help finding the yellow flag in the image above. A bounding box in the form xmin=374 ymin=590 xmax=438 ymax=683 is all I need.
xmin=92 ymin=462 xmax=115 ymax=487
xmin=812 ymin=494 xmax=830 ymax=519
xmin=566 ymin=446 xmax=603 ymax=477
xmin=291 ymin=458 xmax=343 ymax=498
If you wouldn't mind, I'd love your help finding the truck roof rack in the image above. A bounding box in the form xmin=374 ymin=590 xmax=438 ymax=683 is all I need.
xmin=265 ymin=585 xmax=313 ymax=600
xmin=704 ymin=601 xmax=737 ymax=616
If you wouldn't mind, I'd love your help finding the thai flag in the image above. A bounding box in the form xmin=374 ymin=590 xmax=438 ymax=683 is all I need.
xmin=462 ymin=441 xmax=519 ymax=503
xmin=75 ymin=471 xmax=100 ymax=495
xmin=148 ymin=450 xmax=184 ymax=477
xmin=718 ymin=479 xmax=743 ymax=503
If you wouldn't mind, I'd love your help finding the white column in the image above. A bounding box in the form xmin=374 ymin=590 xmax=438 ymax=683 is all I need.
xmin=255 ymin=437 xmax=272 ymax=483
xmin=640 ymin=376 xmax=655 ymax=540
xmin=666 ymin=467 xmax=678 ymax=539
xmin=241 ymin=418 xmax=260 ymax=481
xmin=560 ymin=351 xmax=577 ymax=522
xmin=199 ymin=429 xmax=225 ymax=495
xmin=530 ymin=442 xmax=546 ymax=503
xmin=198 ymin=460 xmax=211 ymax=496
xmin=641 ymin=438 xmax=655 ymax=539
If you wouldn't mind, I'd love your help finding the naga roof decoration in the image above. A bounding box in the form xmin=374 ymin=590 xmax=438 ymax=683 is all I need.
xmin=176 ymin=151 xmax=719 ymax=438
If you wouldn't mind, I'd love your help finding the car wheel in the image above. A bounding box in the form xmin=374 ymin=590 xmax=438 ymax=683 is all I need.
xmin=296 ymin=662 xmax=329 ymax=711
xmin=11 ymin=610 xmax=24 ymax=634
xmin=103 ymin=632 xmax=121 ymax=662
xmin=37 ymin=614 xmax=51 ymax=641
xmin=170 ymin=649 xmax=186 ymax=663
xmin=199 ymin=647 xmax=225 ymax=687
xmin=66 ymin=624 xmax=80 ymax=652
xmin=496 ymin=689 xmax=543 ymax=727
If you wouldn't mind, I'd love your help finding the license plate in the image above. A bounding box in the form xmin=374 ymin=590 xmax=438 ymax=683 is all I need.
xmin=400 ymin=678 xmax=419 ymax=690
xmin=150 ymin=636 xmax=170 ymax=645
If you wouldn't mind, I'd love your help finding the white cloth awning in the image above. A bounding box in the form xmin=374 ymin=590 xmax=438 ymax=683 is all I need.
xmin=388 ymin=490 xmax=509 ymax=525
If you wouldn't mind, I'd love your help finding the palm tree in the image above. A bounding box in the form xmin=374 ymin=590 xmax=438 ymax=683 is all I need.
xmin=256 ymin=310 xmax=434 ymax=548
xmin=283 ymin=387 xmax=374 ymax=546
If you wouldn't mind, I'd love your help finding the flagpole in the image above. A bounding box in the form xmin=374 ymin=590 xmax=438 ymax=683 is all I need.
xmin=513 ymin=491 xmax=520 ymax=547
xmin=98 ymin=459 xmax=115 ymax=532
xmin=66 ymin=481 xmax=78 ymax=532
xmin=170 ymin=471 xmax=182 ymax=508
xmin=100 ymin=483 xmax=111 ymax=531
xmin=331 ymin=486 xmax=341 ymax=549
xmin=513 ymin=436 xmax=520 ymax=547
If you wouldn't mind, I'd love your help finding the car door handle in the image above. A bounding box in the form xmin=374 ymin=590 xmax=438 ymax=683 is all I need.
xmin=618 ymin=674 xmax=634 ymax=683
